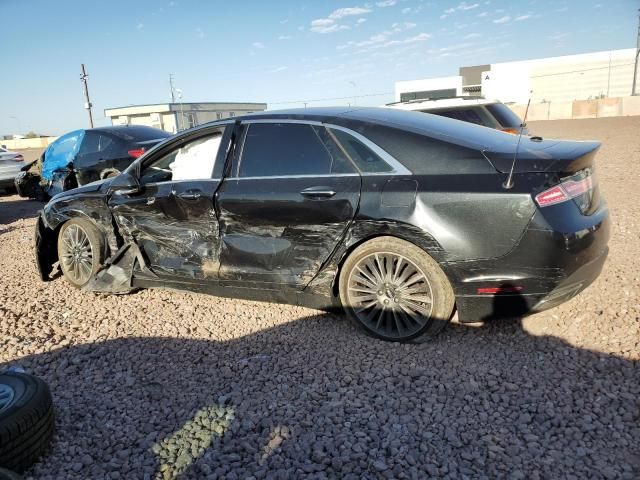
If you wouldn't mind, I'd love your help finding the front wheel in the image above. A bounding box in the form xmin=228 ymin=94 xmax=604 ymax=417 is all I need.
xmin=57 ymin=218 xmax=106 ymax=288
xmin=339 ymin=236 xmax=455 ymax=342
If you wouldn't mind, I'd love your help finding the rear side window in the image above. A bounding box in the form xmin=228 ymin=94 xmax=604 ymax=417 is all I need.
xmin=329 ymin=129 xmax=392 ymax=173
xmin=237 ymin=123 xmax=354 ymax=177
xmin=485 ymin=104 xmax=523 ymax=129
xmin=424 ymin=107 xmax=496 ymax=128
xmin=78 ymin=132 xmax=115 ymax=156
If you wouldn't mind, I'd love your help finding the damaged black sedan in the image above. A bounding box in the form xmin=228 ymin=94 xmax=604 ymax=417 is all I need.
xmin=15 ymin=125 xmax=170 ymax=200
xmin=35 ymin=107 xmax=610 ymax=341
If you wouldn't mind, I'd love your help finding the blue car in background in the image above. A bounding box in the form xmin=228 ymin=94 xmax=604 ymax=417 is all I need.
xmin=15 ymin=125 xmax=170 ymax=200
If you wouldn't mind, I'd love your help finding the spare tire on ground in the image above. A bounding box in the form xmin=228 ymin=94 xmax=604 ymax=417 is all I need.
xmin=0 ymin=467 xmax=23 ymax=480
xmin=0 ymin=372 xmax=54 ymax=473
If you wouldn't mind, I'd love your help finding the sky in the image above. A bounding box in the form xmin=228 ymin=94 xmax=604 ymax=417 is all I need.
xmin=0 ymin=0 xmax=637 ymax=135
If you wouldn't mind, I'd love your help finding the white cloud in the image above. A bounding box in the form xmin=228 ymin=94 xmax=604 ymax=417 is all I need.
xmin=392 ymin=22 xmax=416 ymax=32
xmin=356 ymin=18 xmax=367 ymax=24
xmin=338 ymin=31 xmax=431 ymax=52
xmin=376 ymin=0 xmax=396 ymax=6
xmin=478 ymin=11 xmax=488 ymax=17
xmin=444 ymin=2 xmax=480 ymax=16
xmin=278 ymin=35 xmax=291 ymax=40
xmin=515 ymin=14 xmax=531 ymax=21
xmin=440 ymin=14 xmax=449 ymax=19
xmin=463 ymin=32 xmax=481 ymax=39
xmin=269 ymin=66 xmax=288 ymax=73
xmin=310 ymin=6 xmax=371 ymax=33
xmin=556 ymin=7 xmax=568 ymax=12
xmin=493 ymin=15 xmax=510 ymax=24
xmin=136 ymin=23 xmax=144 ymax=30
xmin=195 ymin=27 xmax=204 ymax=39
xmin=311 ymin=21 xmax=350 ymax=34
xmin=328 ymin=7 xmax=371 ymax=20
xmin=252 ymin=42 xmax=265 ymax=49
xmin=401 ymin=7 xmax=412 ymax=14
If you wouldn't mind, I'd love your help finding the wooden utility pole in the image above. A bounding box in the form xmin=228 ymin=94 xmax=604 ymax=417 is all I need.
xmin=80 ymin=64 xmax=94 ymax=128
xmin=632 ymin=10 xmax=640 ymax=95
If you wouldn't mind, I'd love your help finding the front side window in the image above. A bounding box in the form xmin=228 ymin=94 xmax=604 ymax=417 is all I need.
xmin=140 ymin=133 xmax=223 ymax=183
xmin=236 ymin=123 xmax=355 ymax=177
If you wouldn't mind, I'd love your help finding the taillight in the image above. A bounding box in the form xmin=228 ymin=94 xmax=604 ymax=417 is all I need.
xmin=14 ymin=154 xmax=23 ymax=162
xmin=128 ymin=148 xmax=145 ymax=158
xmin=500 ymin=127 xmax=520 ymax=135
xmin=535 ymin=170 xmax=595 ymax=209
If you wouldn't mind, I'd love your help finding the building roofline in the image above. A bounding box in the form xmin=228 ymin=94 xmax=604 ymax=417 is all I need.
xmin=105 ymin=101 xmax=266 ymax=110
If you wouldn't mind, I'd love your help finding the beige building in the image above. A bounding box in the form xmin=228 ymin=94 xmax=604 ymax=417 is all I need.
xmin=104 ymin=102 xmax=267 ymax=134
xmin=395 ymin=48 xmax=639 ymax=104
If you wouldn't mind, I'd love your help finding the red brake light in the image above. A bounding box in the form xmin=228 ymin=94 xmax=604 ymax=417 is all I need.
xmin=535 ymin=185 xmax=569 ymax=207
xmin=128 ymin=148 xmax=145 ymax=158
xmin=535 ymin=172 xmax=594 ymax=208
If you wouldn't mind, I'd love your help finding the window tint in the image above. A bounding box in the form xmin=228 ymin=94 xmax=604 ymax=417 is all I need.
xmin=140 ymin=133 xmax=222 ymax=184
xmin=238 ymin=123 xmax=354 ymax=177
xmin=485 ymin=103 xmax=523 ymax=129
xmin=78 ymin=132 xmax=114 ymax=155
xmin=329 ymin=129 xmax=393 ymax=173
xmin=425 ymin=107 xmax=498 ymax=128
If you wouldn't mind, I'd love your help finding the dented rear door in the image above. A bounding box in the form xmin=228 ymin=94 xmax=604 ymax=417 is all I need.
xmin=216 ymin=121 xmax=361 ymax=289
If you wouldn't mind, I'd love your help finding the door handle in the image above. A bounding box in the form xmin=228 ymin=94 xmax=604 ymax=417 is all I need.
xmin=177 ymin=190 xmax=202 ymax=200
xmin=300 ymin=187 xmax=336 ymax=199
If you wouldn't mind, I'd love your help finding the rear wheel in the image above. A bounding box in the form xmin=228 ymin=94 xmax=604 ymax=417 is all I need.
xmin=339 ymin=236 xmax=455 ymax=342
xmin=57 ymin=218 xmax=106 ymax=288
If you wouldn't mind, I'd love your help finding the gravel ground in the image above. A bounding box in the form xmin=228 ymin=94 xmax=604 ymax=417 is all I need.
xmin=0 ymin=117 xmax=638 ymax=479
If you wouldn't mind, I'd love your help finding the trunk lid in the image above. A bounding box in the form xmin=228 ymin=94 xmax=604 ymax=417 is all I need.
xmin=483 ymin=138 xmax=601 ymax=174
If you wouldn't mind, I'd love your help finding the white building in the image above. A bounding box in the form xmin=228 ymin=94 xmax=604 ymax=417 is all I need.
xmin=104 ymin=102 xmax=267 ymax=134
xmin=395 ymin=48 xmax=639 ymax=104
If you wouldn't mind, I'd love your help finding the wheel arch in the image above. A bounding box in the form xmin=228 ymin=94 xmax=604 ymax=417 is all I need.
xmin=323 ymin=221 xmax=456 ymax=298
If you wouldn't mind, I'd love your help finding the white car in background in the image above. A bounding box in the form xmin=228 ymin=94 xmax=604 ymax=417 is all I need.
xmin=0 ymin=146 xmax=25 ymax=192
xmin=385 ymin=97 xmax=528 ymax=135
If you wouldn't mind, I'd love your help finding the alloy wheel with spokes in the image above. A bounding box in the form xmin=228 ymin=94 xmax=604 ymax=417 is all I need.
xmin=57 ymin=218 xmax=106 ymax=288
xmin=339 ymin=236 xmax=455 ymax=341
xmin=59 ymin=224 xmax=94 ymax=285
xmin=346 ymin=252 xmax=434 ymax=339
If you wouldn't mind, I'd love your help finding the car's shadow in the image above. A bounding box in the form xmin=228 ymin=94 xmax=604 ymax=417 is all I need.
xmin=0 ymin=196 xmax=43 ymax=227
xmin=5 ymin=307 xmax=639 ymax=479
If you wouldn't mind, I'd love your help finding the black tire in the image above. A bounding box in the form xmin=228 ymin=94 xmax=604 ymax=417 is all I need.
xmin=338 ymin=236 xmax=455 ymax=342
xmin=57 ymin=218 xmax=107 ymax=288
xmin=0 ymin=373 xmax=55 ymax=473
xmin=0 ymin=467 xmax=24 ymax=480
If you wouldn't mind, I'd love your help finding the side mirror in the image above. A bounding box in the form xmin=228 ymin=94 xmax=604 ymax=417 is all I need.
xmin=108 ymin=171 xmax=140 ymax=195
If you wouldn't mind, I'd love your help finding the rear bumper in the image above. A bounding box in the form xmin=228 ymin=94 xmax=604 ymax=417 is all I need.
xmin=449 ymin=202 xmax=610 ymax=322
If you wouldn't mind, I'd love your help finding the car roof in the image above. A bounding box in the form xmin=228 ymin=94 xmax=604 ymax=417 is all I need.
xmin=203 ymin=106 xmax=522 ymax=154
xmin=88 ymin=125 xmax=170 ymax=135
xmin=385 ymin=97 xmax=500 ymax=111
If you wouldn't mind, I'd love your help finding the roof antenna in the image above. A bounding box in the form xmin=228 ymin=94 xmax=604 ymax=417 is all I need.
xmin=502 ymin=96 xmax=531 ymax=190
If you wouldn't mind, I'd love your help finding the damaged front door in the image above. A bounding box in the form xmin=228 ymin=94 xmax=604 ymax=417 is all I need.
xmin=109 ymin=126 xmax=230 ymax=280
xmin=217 ymin=121 xmax=361 ymax=288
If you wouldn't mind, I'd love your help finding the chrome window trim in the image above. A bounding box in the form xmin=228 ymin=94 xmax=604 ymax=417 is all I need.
xmin=236 ymin=118 xmax=412 ymax=176
xmin=225 ymin=173 xmax=360 ymax=181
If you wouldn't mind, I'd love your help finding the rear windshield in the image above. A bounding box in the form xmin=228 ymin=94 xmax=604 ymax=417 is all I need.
xmin=485 ymin=103 xmax=523 ymax=129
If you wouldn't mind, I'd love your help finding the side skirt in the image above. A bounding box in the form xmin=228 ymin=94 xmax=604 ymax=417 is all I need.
xmin=132 ymin=277 xmax=342 ymax=312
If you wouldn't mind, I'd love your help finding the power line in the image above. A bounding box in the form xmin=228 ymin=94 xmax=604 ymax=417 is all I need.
xmin=269 ymin=91 xmax=394 ymax=106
